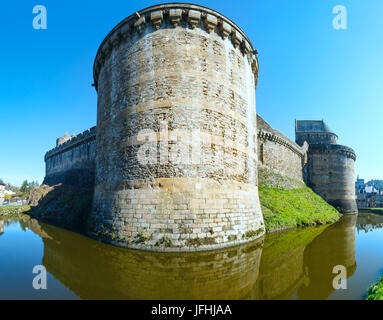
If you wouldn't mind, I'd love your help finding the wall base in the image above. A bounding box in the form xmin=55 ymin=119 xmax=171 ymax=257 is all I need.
xmin=328 ymin=199 xmax=358 ymax=214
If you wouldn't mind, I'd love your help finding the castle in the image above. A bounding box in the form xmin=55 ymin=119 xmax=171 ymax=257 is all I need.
xmin=43 ymin=3 xmax=357 ymax=252
xmin=295 ymin=120 xmax=357 ymax=213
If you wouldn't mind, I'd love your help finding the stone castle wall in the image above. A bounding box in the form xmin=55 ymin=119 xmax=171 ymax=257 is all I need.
xmin=256 ymin=115 xmax=307 ymax=188
xmin=88 ymin=3 xmax=264 ymax=251
xmin=306 ymin=144 xmax=357 ymax=213
xmin=41 ymin=3 xmax=358 ymax=251
xmin=43 ymin=113 xmax=308 ymax=193
xmin=44 ymin=127 xmax=96 ymax=188
xmin=296 ymin=132 xmax=338 ymax=146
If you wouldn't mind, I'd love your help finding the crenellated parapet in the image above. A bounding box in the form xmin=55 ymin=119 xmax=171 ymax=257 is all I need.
xmin=45 ymin=126 xmax=97 ymax=161
xmin=93 ymin=3 xmax=259 ymax=91
xmin=308 ymin=144 xmax=356 ymax=161
xmin=258 ymin=129 xmax=306 ymax=159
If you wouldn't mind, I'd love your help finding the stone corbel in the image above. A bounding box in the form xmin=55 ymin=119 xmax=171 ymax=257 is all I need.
xmin=101 ymin=42 xmax=111 ymax=57
xmin=188 ymin=10 xmax=201 ymax=29
xmin=97 ymin=51 xmax=105 ymax=65
xmin=134 ymin=15 xmax=146 ymax=34
xmin=120 ymin=23 xmax=131 ymax=39
xmin=231 ymin=30 xmax=242 ymax=48
xmin=151 ymin=10 xmax=163 ymax=30
xmin=110 ymin=31 xmax=121 ymax=48
xmin=241 ymin=41 xmax=250 ymax=55
xmin=219 ymin=21 xmax=231 ymax=39
xmin=169 ymin=9 xmax=182 ymax=27
xmin=205 ymin=14 xmax=217 ymax=33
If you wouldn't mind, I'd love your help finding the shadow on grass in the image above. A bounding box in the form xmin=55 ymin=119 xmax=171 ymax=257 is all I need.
xmin=28 ymin=183 xmax=93 ymax=233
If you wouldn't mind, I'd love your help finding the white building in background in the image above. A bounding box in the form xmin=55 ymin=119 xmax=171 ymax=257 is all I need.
xmin=0 ymin=180 xmax=5 ymax=204
xmin=4 ymin=189 xmax=15 ymax=196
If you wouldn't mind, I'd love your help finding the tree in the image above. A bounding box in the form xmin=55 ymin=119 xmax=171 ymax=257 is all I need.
xmin=20 ymin=180 xmax=30 ymax=194
xmin=29 ymin=181 xmax=39 ymax=188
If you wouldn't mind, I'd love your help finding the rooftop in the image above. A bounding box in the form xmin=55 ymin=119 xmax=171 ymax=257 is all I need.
xmin=295 ymin=120 xmax=334 ymax=134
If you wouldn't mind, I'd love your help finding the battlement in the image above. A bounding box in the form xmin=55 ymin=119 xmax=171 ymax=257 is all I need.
xmin=308 ymin=144 xmax=356 ymax=161
xmin=45 ymin=126 xmax=96 ymax=161
xmin=258 ymin=130 xmax=306 ymax=158
xmin=93 ymin=3 xmax=259 ymax=91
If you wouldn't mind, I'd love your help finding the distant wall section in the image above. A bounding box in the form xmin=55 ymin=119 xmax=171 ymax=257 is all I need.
xmin=44 ymin=127 xmax=96 ymax=188
xmin=257 ymin=115 xmax=307 ymax=189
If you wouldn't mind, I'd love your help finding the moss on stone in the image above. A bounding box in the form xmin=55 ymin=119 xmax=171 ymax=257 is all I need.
xmin=134 ymin=232 xmax=148 ymax=244
xmin=227 ymin=235 xmax=237 ymax=242
xmin=187 ymin=237 xmax=216 ymax=247
xmin=259 ymin=186 xmax=341 ymax=232
xmin=155 ymin=237 xmax=173 ymax=247
xmin=242 ymin=228 xmax=265 ymax=240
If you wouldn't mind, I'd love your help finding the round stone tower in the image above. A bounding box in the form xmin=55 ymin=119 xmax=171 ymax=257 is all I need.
xmin=306 ymin=144 xmax=357 ymax=214
xmin=88 ymin=3 xmax=264 ymax=251
xmin=295 ymin=120 xmax=357 ymax=214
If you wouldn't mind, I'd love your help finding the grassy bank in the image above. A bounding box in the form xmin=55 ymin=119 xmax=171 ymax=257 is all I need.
xmin=366 ymin=276 xmax=383 ymax=300
xmin=0 ymin=205 xmax=30 ymax=215
xmin=259 ymin=186 xmax=341 ymax=232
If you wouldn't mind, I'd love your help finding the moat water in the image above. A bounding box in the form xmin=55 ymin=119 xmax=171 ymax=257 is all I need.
xmin=0 ymin=212 xmax=382 ymax=300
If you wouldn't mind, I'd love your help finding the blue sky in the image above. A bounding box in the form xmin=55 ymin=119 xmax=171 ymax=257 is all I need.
xmin=0 ymin=0 xmax=382 ymax=186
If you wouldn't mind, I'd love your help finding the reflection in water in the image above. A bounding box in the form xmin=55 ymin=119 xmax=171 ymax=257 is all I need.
xmin=0 ymin=220 xmax=3 ymax=235
xmin=298 ymin=214 xmax=357 ymax=300
xmin=250 ymin=224 xmax=330 ymax=300
xmin=28 ymin=221 xmax=264 ymax=300
xmin=356 ymin=213 xmax=383 ymax=234
xmin=2 ymin=212 xmax=381 ymax=300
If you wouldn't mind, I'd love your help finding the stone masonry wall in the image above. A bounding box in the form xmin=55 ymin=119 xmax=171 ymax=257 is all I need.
xmin=89 ymin=3 xmax=264 ymax=251
xmin=296 ymin=132 xmax=338 ymax=146
xmin=44 ymin=127 xmax=96 ymax=188
xmin=256 ymin=115 xmax=307 ymax=188
xmin=306 ymin=144 xmax=357 ymax=213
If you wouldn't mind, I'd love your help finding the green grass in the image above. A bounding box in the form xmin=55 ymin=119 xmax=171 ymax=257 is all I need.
xmin=0 ymin=205 xmax=30 ymax=215
xmin=366 ymin=276 xmax=383 ymax=300
xmin=259 ymin=186 xmax=341 ymax=232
